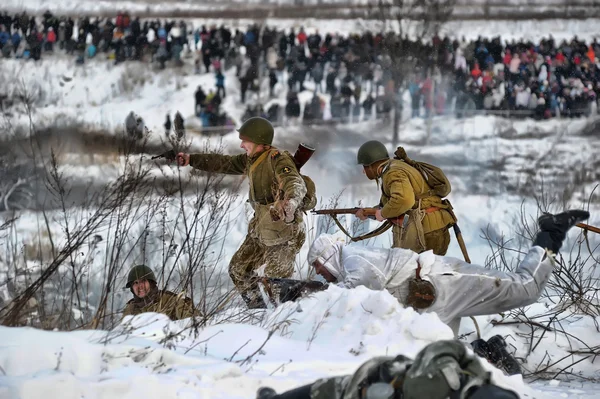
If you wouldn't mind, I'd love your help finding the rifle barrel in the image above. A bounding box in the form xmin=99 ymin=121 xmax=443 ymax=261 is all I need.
xmin=577 ymin=222 xmax=600 ymax=235
xmin=312 ymin=207 xmax=360 ymax=215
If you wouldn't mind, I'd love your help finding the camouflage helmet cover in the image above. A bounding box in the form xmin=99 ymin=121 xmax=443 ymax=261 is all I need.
xmin=357 ymin=140 xmax=390 ymax=165
xmin=237 ymin=117 xmax=275 ymax=146
xmin=126 ymin=265 xmax=157 ymax=288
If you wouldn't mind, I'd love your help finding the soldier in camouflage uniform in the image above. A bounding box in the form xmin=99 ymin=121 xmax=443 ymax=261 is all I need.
xmin=122 ymin=265 xmax=196 ymax=321
xmin=355 ymin=140 xmax=455 ymax=255
xmin=177 ymin=117 xmax=308 ymax=308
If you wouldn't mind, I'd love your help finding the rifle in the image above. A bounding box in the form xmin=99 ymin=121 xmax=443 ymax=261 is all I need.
xmin=260 ymin=277 xmax=328 ymax=303
xmin=312 ymin=208 xmax=404 ymax=242
xmin=312 ymin=207 xmax=405 ymax=225
xmin=151 ymin=149 xmax=177 ymax=161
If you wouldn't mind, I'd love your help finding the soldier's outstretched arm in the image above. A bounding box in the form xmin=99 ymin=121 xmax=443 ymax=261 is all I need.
xmin=187 ymin=152 xmax=248 ymax=175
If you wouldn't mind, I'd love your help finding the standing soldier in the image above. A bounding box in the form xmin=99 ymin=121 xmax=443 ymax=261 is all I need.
xmin=123 ymin=265 xmax=196 ymax=321
xmin=355 ymin=140 xmax=456 ymax=255
xmin=176 ymin=117 xmax=309 ymax=308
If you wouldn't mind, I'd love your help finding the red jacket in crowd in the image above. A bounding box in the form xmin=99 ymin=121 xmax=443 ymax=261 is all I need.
xmin=47 ymin=30 xmax=56 ymax=43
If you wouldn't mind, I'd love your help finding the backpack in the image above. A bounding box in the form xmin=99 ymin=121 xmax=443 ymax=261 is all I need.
xmin=393 ymin=147 xmax=451 ymax=198
xmin=282 ymin=149 xmax=316 ymax=211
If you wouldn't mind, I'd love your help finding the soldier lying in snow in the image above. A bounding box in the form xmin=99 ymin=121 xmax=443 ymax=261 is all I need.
xmin=257 ymin=339 xmax=520 ymax=399
xmin=306 ymin=210 xmax=589 ymax=338
xmin=122 ymin=265 xmax=196 ymax=321
xmin=267 ymin=210 xmax=588 ymax=375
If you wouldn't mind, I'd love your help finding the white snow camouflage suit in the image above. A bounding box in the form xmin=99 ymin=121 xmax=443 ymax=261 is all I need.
xmin=308 ymin=234 xmax=553 ymax=336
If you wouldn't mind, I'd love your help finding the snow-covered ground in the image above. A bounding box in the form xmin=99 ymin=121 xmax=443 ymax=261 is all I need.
xmin=1 ymin=14 xmax=600 ymax=399
xmin=0 ymin=288 xmax=561 ymax=399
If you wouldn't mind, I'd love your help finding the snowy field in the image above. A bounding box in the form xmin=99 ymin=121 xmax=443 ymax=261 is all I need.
xmin=1 ymin=11 xmax=600 ymax=399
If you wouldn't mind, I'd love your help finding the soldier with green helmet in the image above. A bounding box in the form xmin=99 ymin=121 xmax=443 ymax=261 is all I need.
xmin=354 ymin=140 xmax=455 ymax=255
xmin=176 ymin=117 xmax=309 ymax=308
xmin=122 ymin=265 xmax=196 ymax=320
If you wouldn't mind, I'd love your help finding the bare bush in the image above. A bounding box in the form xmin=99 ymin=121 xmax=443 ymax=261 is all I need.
xmin=0 ymin=98 xmax=272 ymax=334
xmin=480 ymin=193 xmax=600 ymax=382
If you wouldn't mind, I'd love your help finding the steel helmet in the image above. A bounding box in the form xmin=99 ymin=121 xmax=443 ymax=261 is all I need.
xmin=125 ymin=265 xmax=157 ymax=288
xmin=357 ymin=140 xmax=390 ymax=166
xmin=237 ymin=117 xmax=274 ymax=146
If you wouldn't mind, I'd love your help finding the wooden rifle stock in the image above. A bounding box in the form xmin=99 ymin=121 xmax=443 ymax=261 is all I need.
xmin=577 ymin=222 xmax=600 ymax=235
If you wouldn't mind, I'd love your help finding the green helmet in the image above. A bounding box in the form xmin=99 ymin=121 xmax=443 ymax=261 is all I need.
xmin=357 ymin=140 xmax=389 ymax=166
xmin=237 ymin=117 xmax=274 ymax=145
xmin=125 ymin=265 xmax=157 ymax=288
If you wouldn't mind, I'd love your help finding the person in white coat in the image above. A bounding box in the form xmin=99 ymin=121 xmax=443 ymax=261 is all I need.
xmin=307 ymin=210 xmax=589 ymax=337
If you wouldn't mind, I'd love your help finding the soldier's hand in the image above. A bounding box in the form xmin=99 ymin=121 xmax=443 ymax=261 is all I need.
xmin=177 ymin=152 xmax=190 ymax=166
xmin=273 ymin=199 xmax=298 ymax=223
xmin=375 ymin=208 xmax=385 ymax=222
xmin=355 ymin=208 xmax=368 ymax=221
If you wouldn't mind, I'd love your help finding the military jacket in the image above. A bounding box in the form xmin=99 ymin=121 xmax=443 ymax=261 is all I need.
xmin=189 ymin=148 xmax=307 ymax=246
xmin=379 ymin=159 xmax=455 ymax=233
xmin=122 ymin=289 xmax=196 ymax=321
xmin=189 ymin=148 xmax=306 ymax=206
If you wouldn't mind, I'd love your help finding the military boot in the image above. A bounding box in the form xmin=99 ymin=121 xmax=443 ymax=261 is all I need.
xmin=471 ymin=335 xmax=521 ymax=376
xmin=533 ymin=210 xmax=590 ymax=254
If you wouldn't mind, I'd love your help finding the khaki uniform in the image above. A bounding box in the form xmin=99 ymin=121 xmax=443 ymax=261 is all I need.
xmin=189 ymin=148 xmax=307 ymax=306
xmin=123 ymin=288 xmax=196 ymax=320
xmin=379 ymin=159 xmax=455 ymax=255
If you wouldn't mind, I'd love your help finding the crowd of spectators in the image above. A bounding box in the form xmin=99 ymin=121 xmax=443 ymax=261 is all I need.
xmin=1 ymin=9 xmax=599 ymax=128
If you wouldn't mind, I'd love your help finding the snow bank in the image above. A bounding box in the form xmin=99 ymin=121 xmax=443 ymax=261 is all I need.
xmin=0 ymin=287 xmax=541 ymax=399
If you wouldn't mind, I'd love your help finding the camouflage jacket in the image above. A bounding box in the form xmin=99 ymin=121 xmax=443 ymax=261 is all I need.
xmin=122 ymin=288 xmax=196 ymax=321
xmin=189 ymin=148 xmax=307 ymax=246
xmin=379 ymin=159 xmax=455 ymax=233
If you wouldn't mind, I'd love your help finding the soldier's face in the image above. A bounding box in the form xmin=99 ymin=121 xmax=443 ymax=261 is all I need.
xmin=132 ymin=279 xmax=151 ymax=298
xmin=363 ymin=165 xmax=377 ymax=180
xmin=240 ymin=140 xmax=263 ymax=156
xmin=313 ymin=260 xmax=337 ymax=283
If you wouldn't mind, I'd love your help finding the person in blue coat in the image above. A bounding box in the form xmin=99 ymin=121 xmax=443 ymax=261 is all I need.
xmin=216 ymin=70 xmax=226 ymax=98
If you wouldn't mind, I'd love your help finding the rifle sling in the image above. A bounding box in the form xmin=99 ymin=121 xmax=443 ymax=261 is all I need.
xmin=330 ymin=214 xmax=393 ymax=242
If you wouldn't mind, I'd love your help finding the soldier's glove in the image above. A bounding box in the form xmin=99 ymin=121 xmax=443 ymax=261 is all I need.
xmin=272 ymin=199 xmax=299 ymax=223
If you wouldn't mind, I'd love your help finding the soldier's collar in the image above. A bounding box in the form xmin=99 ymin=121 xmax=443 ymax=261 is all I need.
xmin=249 ymin=146 xmax=275 ymax=160
xmin=377 ymin=159 xmax=392 ymax=177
